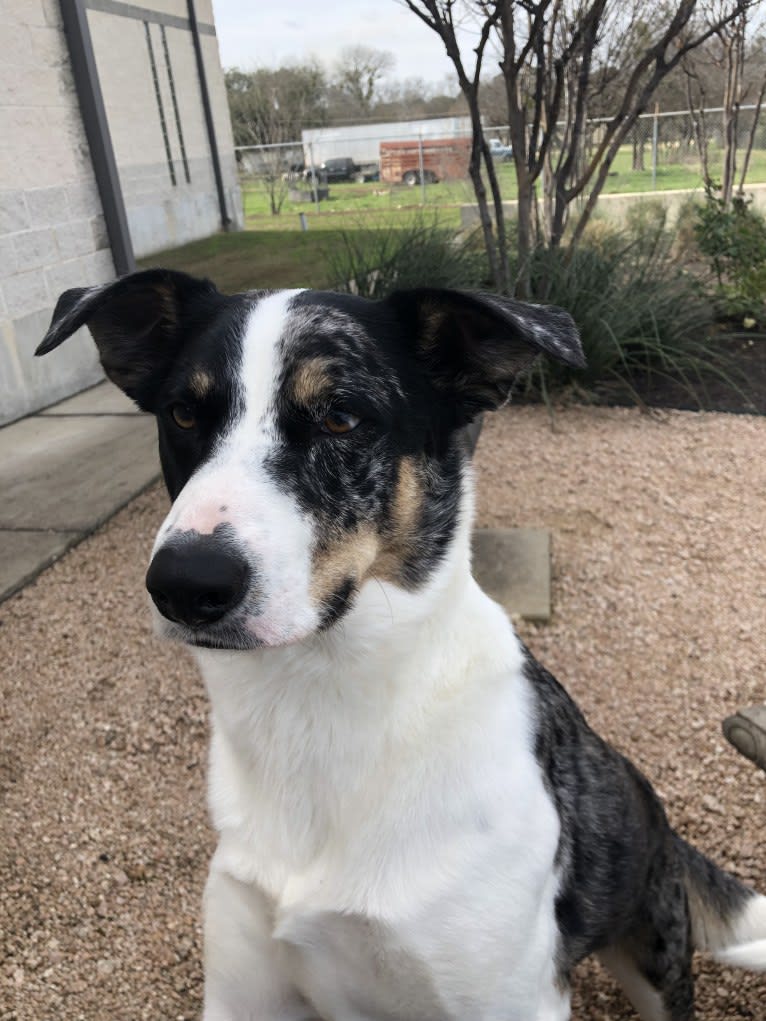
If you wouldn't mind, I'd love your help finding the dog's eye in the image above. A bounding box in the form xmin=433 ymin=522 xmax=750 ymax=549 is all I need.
xmin=170 ymin=403 xmax=196 ymax=430
xmin=321 ymin=410 xmax=360 ymax=435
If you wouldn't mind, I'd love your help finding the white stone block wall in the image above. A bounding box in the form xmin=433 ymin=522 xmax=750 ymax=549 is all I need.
xmin=0 ymin=1 xmax=113 ymax=426
xmin=1 ymin=0 xmax=243 ymax=424
xmin=88 ymin=0 xmax=243 ymax=259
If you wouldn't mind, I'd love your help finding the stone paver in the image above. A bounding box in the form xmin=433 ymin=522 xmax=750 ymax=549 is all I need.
xmin=723 ymin=705 xmax=766 ymax=773
xmin=472 ymin=527 xmax=550 ymax=622
xmin=0 ymin=381 xmax=159 ymax=601
xmin=39 ymin=383 xmax=138 ymax=415
xmin=0 ymin=412 xmax=158 ymax=530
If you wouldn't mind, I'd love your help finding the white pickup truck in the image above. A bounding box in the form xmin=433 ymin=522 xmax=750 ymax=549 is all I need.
xmin=488 ymin=138 xmax=513 ymax=161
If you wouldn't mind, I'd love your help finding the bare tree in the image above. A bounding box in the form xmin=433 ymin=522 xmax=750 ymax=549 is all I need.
xmin=332 ymin=46 xmax=396 ymax=115
xmin=403 ymin=0 xmax=758 ymax=296
xmin=683 ymin=4 xmax=766 ymax=204
xmin=403 ymin=2 xmax=512 ymax=291
xmin=225 ymin=65 xmax=327 ymax=146
xmin=225 ymin=71 xmax=310 ymax=215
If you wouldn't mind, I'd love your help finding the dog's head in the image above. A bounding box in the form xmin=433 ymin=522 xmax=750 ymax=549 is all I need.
xmin=38 ymin=269 xmax=583 ymax=649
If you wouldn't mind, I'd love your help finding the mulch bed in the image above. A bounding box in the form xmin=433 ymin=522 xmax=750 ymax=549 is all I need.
xmin=627 ymin=332 xmax=766 ymax=416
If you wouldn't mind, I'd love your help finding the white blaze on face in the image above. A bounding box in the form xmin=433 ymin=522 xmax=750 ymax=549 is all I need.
xmin=154 ymin=290 xmax=323 ymax=646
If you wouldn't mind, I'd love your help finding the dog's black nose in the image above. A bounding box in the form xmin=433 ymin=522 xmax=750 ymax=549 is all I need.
xmin=146 ymin=543 xmax=249 ymax=627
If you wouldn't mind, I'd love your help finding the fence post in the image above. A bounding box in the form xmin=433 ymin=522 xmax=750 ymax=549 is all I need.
xmin=651 ymin=102 xmax=659 ymax=191
xmin=308 ymin=142 xmax=320 ymax=213
xmin=418 ymin=133 xmax=426 ymax=205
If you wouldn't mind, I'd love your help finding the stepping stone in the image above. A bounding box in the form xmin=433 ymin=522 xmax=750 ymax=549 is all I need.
xmin=0 ymin=381 xmax=159 ymax=603
xmin=723 ymin=706 xmax=766 ymax=773
xmin=472 ymin=527 xmax=550 ymax=622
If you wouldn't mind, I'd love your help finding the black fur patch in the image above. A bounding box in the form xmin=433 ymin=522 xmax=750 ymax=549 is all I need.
xmin=262 ymin=292 xmax=465 ymax=592
xmin=525 ymin=650 xmax=677 ymax=963
xmin=318 ymin=578 xmax=357 ymax=631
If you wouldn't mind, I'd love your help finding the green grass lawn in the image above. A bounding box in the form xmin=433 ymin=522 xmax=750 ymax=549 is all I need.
xmin=137 ymin=228 xmax=402 ymax=292
xmin=243 ymin=184 xmax=469 ymax=232
xmin=240 ymin=145 xmax=766 ymax=232
xmin=599 ymin=145 xmax=766 ymax=194
xmin=137 ymin=230 xmax=355 ymax=291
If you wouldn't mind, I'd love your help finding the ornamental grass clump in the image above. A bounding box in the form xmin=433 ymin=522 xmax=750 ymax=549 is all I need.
xmin=517 ymin=206 xmax=729 ymax=406
xmin=326 ymin=214 xmax=488 ymax=299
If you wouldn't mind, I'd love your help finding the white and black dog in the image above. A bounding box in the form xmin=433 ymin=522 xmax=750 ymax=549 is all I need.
xmin=38 ymin=270 xmax=766 ymax=1021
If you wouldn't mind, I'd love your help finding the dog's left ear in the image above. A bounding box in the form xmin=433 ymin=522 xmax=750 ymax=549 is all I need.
xmin=388 ymin=288 xmax=584 ymax=423
xmin=36 ymin=268 xmax=221 ymax=409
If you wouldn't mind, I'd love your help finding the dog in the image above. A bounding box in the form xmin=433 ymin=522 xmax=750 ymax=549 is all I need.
xmin=38 ymin=270 xmax=766 ymax=1021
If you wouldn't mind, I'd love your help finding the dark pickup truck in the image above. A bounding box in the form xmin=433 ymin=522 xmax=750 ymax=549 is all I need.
xmin=305 ymin=157 xmax=379 ymax=183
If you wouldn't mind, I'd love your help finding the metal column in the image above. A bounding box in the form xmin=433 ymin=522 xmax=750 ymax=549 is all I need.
xmin=187 ymin=0 xmax=231 ymax=230
xmin=59 ymin=0 xmax=136 ymax=275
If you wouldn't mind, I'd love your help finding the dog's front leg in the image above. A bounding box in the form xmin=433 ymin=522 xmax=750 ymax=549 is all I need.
xmin=203 ymin=856 xmax=315 ymax=1021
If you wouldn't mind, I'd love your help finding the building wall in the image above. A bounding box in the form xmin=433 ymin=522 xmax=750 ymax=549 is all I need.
xmin=0 ymin=0 xmax=114 ymax=426
xmin=88 ymin=0 xmax=242 ymax=258
xmin=0 ymin=0 xmax=242 ymax=425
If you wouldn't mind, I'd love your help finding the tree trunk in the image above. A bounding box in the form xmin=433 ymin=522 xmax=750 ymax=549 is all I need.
xmin=632 ymin=130 xmax=645 ymax=171
xmin=464 ymin=94 xmax=502 ymax=292
xmin=515 ymin=169 xmax=536 ymax=300
xmin=738 ymin=75 xmax=766 ymax=195
xmin=481 ymin=139 xmax=511 ymax=294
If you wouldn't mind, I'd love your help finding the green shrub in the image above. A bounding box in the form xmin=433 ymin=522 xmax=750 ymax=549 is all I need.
xmin=693 ymin=186 xmax=766 ymax=322
xmin=326 ymin=209 xmax=730 ymax=407
xmin=514 ymin=209 xmax=725 ymax=405
xmin=325 ymin=214 xmax=488 ymax=298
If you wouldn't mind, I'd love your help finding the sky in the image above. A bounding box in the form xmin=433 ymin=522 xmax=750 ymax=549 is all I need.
xmin=210 ymin=0 xmax=477 ymax=88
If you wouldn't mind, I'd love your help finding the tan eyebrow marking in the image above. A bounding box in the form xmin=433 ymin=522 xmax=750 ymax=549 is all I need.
xmin=188 ymin=368 xmax=215 ymax=398
xmin=290 ymin=357 xmax=335 ymax=405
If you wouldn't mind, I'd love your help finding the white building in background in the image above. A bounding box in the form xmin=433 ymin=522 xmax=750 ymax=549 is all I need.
xmin=1 ymin=0 xmax=242 ymax=425
xmin=302 ymin=116 xmax=474 ymax=166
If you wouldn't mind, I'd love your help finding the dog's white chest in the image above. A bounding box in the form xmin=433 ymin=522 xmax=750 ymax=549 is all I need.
xmin=271 ymin=846 xmax=561 ymax=1021
xmin=200 ymin=586 xmax=564 ymax=1020
xmin=274 ymin=906 xmax=449 ymax=1020
xmin=246 ymin=738 xmax=563 ymax=1021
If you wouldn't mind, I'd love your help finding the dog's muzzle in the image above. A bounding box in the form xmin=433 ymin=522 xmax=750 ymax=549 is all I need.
xmin=146 ymin=539 xmax=250 ymax=629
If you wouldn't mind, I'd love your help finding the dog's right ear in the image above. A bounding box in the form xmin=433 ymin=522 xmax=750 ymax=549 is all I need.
xmin=36 ymin=268 xmax=221 ymax=410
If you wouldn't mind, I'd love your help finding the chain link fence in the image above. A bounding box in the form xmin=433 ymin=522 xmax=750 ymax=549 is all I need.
xmin=235 ymin=105 xmax=766 ymax=228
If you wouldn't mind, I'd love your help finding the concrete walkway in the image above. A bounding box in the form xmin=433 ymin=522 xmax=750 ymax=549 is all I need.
xmin=0 ymin=380 xmax=551 ymax=620
xmin=0 ymin=381 xmax=159 ymax=602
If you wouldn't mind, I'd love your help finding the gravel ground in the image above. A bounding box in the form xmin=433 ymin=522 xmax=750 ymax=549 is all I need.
xmin=1 ymin=404 xmax=765 ymax=1021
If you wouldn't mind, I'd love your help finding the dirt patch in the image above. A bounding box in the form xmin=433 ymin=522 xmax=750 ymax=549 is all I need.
xmin=1 ymin=405 xmax=765 ymax=1019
